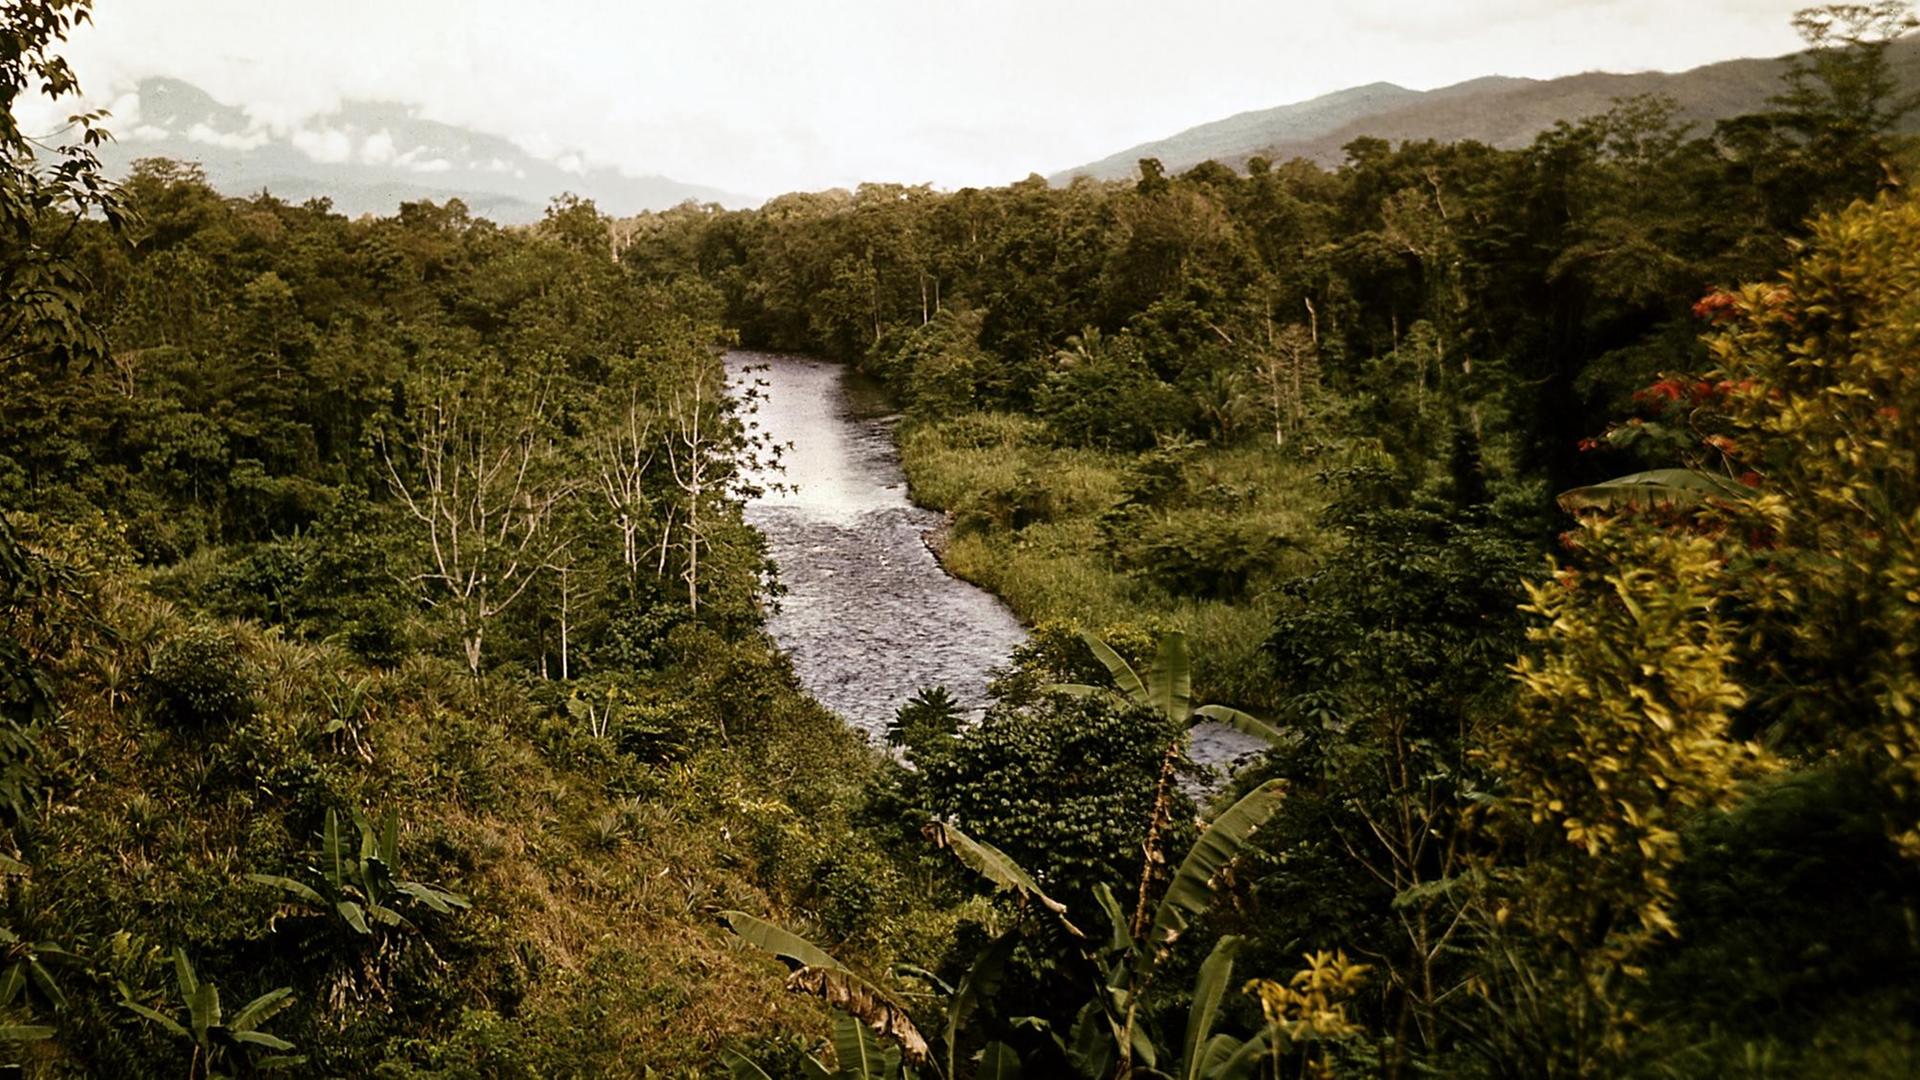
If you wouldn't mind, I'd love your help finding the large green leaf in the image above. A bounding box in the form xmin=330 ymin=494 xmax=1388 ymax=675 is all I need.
xmin=1182 ymin=936 xmax=1242 ymax=1080
xmin=398 ymin=879 xmax=470 ymax=913
xmin=1080 ymin=631 xmax=1146 ymax=704
xmin=26 ymin=959 xmax=63 ymax=1011
xmin=977 ymin=1041 xmax=1023 ymax=1080
xmin=923 ymin=820 xmax=1085 ymax=938
xmin=1556 ymin=468 xmax=1752 ymax=512
xmin=0 ymin=1024 xmax=53 ymax=1042
xmin=1066 ymin=998 xmax=1115 ymax=1080
xmin=231 ymin=1029 xmax=296 ymax=1051
xmin=323 ymin=810 xmax=346 ymax=891
xmin=831 ymin=1011 xmax=901 ymax=1080
xmin=720 ymin=1047 xmax=777 ymax=1080
xmin=946 ymin=930 xmax=1017 ymax=1080
xmin=335 ymin=899 xmax=371 ymax=935
xmin=1042 ymin=681 xmax=1127 ymax=709
xmin=119 ymin=1000 xmax=188 ymax=1039
xmin=171 ymin=949 xmax=199 ymax=999
xmin=1146 ymin=632 xmax=1192 ymax=726
xmin=377 ymin=810 xmax=400 ymax=866
xmin=1091 ymin=883 xmax=1134 ymax=962
xmin=1206 ymin=1030 xmax=1273 ymax=1080
xmin=187 ymin=980 xmax=220 ymax=1040
xmin=230 ymin=987 xmax=294 ymax=1033
xmin=246 ymin=873 xmax=326 ymax=907
xmin=719 ymin=911 xmax=845 ymax=971
xmin=1147 ymin=781 xmax=1286 ymax=955
xmin=1191 ymin=705 xmax=1285 ymax=746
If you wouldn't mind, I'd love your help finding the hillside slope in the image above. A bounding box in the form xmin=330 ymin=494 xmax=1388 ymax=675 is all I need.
xmin=1056 ymin=37 xmax=1920 ymax=181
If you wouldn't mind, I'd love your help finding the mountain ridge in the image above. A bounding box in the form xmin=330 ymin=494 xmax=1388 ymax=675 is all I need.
xmin=1053 ymin=37 xmax=1920 ymax=182
xmin=99 ymin=76 xmax=755 ymax=222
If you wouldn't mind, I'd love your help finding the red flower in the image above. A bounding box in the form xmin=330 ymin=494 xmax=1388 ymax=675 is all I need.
xmin=1692 ymin=289 xmax=1740 ymax=323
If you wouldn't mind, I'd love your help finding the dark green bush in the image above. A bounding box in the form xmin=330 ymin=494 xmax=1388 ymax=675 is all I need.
xmin=912 ymin=691 xmax=1181 ymax=908
xmin=147 ymin=623 xmax=256 ymax=727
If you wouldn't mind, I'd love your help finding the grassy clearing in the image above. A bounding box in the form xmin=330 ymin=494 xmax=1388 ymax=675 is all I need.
xmin=900 ymin=413 xmax=1334 ymax=712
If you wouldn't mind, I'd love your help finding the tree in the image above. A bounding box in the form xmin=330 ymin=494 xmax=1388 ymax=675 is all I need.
xmin=1 ymin=0 xmax=126 ymax=371
xmin=663 ymin=347 xmax=722 ymax=613
xmin=1257 ymin=491 xmax=1533 ymax=1070
xmin=380 ymin=355 xmax=576 ymax=673
xmin=1473 ymin=519 xmax=1772 ymax=1074
xmin=1706 ymin=193 xmax=1920 ymax=856
xmin=1772 ymin=2 xmax=1920 ymax=193
xmin=1250 ymin=323 xmax=1318 ymax=448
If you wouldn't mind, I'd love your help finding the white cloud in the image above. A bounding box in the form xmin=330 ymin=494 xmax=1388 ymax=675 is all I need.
xmin=105 ymin=90 xmax=141 ymax=126
xmin=359 ymin=129 xmax=396 ymax=164
xmin=186 ymin=121 xmax=270 ymax=150
xmin=555 ymin=152 xmax=584 ymax=176
xmin=128 ymin=124 xmax=171 ymax=142
xmin=61 ymin=0 xmax=1818 ymax=195
xmin=410 ymin=157 xmax=452 ymax=174
xmin=290 ymin=126 xmax=353 ymax=164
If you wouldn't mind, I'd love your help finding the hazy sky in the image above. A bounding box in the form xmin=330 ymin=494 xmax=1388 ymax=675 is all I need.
xmin=49 ymin=0 xmax=1817 ymax=197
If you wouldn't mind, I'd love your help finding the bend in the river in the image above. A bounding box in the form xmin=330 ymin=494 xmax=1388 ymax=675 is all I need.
xmin=727 ymin=350 xmax=1266 ymax=774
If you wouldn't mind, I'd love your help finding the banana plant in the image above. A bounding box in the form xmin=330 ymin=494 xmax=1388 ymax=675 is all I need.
xmin=720 ymin=910 xmax=931 ymax=1074
xmin=0 ymin=925 xmax=72 ymax=1015
xmin=1048 ymin=631 xmax=1286 ymax=748
xmin=248 ymin=807 xmax=468 ymax=935
xmin=929 ymin=782 xmax=1287 ymax=1079
xmin=118 ymin=949 xmax=302 ymax=1078
xmin=1049 ymin=631 xmax=1286 ymax=949
xmin=1556 ymin=467 xmax=1754 ymax=513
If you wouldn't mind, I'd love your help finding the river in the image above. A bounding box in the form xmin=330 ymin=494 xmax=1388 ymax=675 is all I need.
xmin=727 ymin=351 xmax=1027 ymax=740
xmin=727 ymin=350 xmax=1267 ymax=774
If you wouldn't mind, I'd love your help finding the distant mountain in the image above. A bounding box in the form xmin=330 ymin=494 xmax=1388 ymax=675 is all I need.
xmin=98 ymin=77 xmax=753 ymax=222
xmin=1054 ymin=37 xmax=1920 ymax=182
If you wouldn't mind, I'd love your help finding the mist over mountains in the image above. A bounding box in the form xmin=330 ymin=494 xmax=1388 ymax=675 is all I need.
xmin=98 ymin=36 xmax=1920 ymax=215
xmin=1055 ymin=35 xmax=1920 ymax=182
xmin=97 ymin=77 xmax=753 ymax=222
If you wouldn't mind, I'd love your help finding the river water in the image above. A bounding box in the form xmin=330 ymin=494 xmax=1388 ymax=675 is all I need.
xmin=727 ymin=350 xmax=1266 ymax=774
xmin=727 ymin=351 xmax=1027 ymax=741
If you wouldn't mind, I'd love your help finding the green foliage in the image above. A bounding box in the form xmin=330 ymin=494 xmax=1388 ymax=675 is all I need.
xmin=885 ymin=686 xmax=962 ymax=753
xmin=146 ymin=622 xmax=255 ymax=728
xmin=905 ymin=689 xmax=1177 ymax=909
xmin=247 ymin=807 xmax=468 ymax=936
xmin=118 ymin=950 xmax=303 ymax=1078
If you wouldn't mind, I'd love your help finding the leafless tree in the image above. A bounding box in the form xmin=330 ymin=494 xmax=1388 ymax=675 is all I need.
xmin=381 ymin=362 xmax=576 ymax=674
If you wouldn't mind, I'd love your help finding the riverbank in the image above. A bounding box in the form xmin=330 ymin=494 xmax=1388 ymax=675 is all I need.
xmin=894 ymin=410 xmax=1332 ymax=714
xmin=728 ymin=352 xmax=1028 ymax=739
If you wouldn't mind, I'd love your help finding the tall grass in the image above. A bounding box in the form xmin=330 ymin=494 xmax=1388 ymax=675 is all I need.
xmin=900 ymin=413 xmax=1335 ymax=712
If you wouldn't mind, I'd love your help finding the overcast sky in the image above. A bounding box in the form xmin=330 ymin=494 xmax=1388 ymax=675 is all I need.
xmin=47 ymin=0 xmax=1817 ymax=197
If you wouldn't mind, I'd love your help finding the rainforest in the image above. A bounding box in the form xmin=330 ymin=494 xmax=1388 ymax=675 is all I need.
xmin=2 ymin=1 xmax=1919 ymax=1076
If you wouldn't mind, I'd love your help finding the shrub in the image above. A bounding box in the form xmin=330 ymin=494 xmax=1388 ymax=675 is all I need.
xmin=147 ymin=622 xmax=256 ymax=727
xmin=912 ymin=690 xmax=1181 ymax=907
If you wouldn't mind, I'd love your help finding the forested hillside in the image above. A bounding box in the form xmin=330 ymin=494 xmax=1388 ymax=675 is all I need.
xmin=615 ymin=5 xmax=1920 ymax=1075
xmin=1056 ymin=26 xmax=1920 ymax=181
xmin=4 ymin=0 xmax=1920 ymax=1077
xmin=0 ymin=7 xmax=942 ymax=1073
